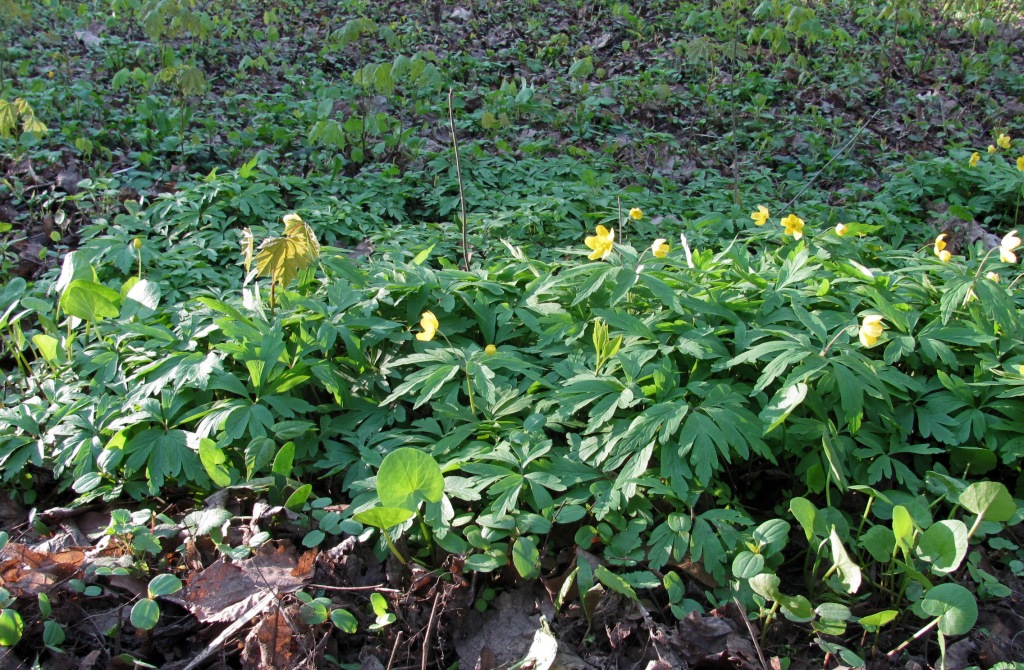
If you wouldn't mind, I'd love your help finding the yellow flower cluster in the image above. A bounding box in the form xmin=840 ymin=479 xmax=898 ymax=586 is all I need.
xmin=1000 ymin=231 xmax=1020 ymax=264
xmin=934 ymin=234 xmax=951 ymax=262
xmin=859 ymin=315 xmax=884 ymax=348
xmin=585 ymin=225 xmax=615 ymax=261
xmin=750 ymin=206 xmax=805 ymax=240
xmin=416 ymin=311 xmax=439 ymax=341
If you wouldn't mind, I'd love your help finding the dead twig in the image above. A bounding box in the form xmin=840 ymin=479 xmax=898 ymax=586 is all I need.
xmin=181 ymin=592 xmax=277 ymax=670
xmin=421 ymin=590 xmax=442 ymax=670
xmin=733 ymin=596 xmax=770 ymax=670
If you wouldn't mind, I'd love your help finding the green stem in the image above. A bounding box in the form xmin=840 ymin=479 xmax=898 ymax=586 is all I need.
xmin=415 ymin=508 xmax=433 ymax=554
xmin=381 ymin=528 xmax=407 ymax=565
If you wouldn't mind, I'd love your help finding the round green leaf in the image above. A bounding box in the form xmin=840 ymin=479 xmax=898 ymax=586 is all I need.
xmin=731 ymin=551 xmax=765 ymax=580
xmin=330 ymin=608 xmax=358 ymax=633
xmin=302 ymin=529 xmax=326 ymax=548
xmin=352 ymin=506 xmax=414 ymax=530
xmin=0 ymin=609 xmax=23 ymax=646
xmin=131 ymin=598 xmax=160 ymax=631
xmin=512 ymin=536 xmax=540 ymax=580
xmin=960 ymin=482 xmax=1016 ymax=523
xmin=921 ymin=583 xmax=978 ymax=636
xmin=299 ymin=600 xmax=329 ymax=625
xmin=748 ymin=573 xmax=781 ymax=601
xmin=147 ymin=574 xmax=182 ymax=598
xmin=377 ymin=447 xmax=444 ymax=510
xmin=916 ymin=520 xmax=968 ymax=575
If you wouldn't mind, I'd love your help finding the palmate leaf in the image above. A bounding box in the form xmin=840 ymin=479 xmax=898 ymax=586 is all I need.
xmin=255 ymin=215 xmax=321 ymax=289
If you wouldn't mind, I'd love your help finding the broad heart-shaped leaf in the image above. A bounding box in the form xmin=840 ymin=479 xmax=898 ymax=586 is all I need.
xmin=916 ymin=520 xmax=968 ymax=575
xmin=779 ymin=594 xmax=814 ymax=622
xmin=752 ymin=518 xmax=791 ymax=554
xmin=59 ymin=279 xmax=121 ymax=322
xmin=959 ymin=481 xmax=1016 ymax=523
xmin=376 ymin=447 xmax=444 ymax=511
xmin=255 ymin=216 xmax=321 ymax=289
xmin=130 ymin=598 xmax=160 ymax=631
xmin=921 ymin=583 xmax=978 ymax=636
xmin=512 ymin=536 xmax=541 ymax=580
xmin=352 ymin=506 xmax=415 ymax=530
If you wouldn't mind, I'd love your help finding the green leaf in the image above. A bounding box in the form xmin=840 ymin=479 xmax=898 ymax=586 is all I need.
xmin=130 ymin=598 xmax=160 ymax=631
xmin=285 ymin=484 xmax=313 ymax=511
xmin=0 ymin=609 xmax=23 ymax=646
xmin=330 ymin=608 xmax=358 ymax=633
xmin=245 ymin=437 xmax=276 ymax=480
xmin=594 ymin=565 xmax=637 ymax=601
xmin=199 ymin=438 xmax=232 ymax=488
xmin=921 ymin=583 xmax=978 ymax=636
xmin=858 ymin=610 xmax=898 ymax=632
xmin=960 ymin=481 xmax=1016 ymax=523
xmin=272 ymin=441 xmax=295 ymax=478
xmin=760 ymin=382 xmax=807 ymax=434
xmin=376 ymin=447 xmax=444 ymax=511
xmin=147 ymin=574 xmax=182 ymax=598
xmin=749 ymin=572 xmax=781 ymax=601
xmin=302 ymin=529 xmax=326 ymax=547
xmin=59 ymin=279 xmax=121 ymax=322
xmin=916 ymin=520 xmax=968 ymax=575
xmin=42 ymin=619 xmax=64 ymax=650
xmin=732 ymin=551 xmax=765 ymax=579
xmin=752 ymin=519 xmax=790 ymax=554
xmin=352 ymin=506 xmax=415 ymax=529
xmin=892 ymin=505 xmax=915 ymax=558
xmin=512 ymin=536 xmax=541 ymax=579
xmin=790 ymin=497 xmax=817 ymax=541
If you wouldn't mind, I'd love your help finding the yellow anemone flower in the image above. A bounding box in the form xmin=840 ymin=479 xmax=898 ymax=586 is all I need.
xmin=1000 ymin=230 xmax=1020 ymax=263
xmin=781 ymin=214 xmax=805 ymax=240
xmin=416 ymin=311 xmax=439 ymax=341
xmin=997 ymin=133 xmax=1011 ymax=149
xmin=629 ymin=208 xmax=643 ymax=220
xmin=985 ymin=271 xmax=1000 ymax=283
xmin=585 ymin=225 xmax=615 ymax=261
xmin=751 ymin=205 xmax=770 ymax=226
xmin=859 ymin=315 xmax=884 ymax=348
xmin=988 ymin=145 xmax=997 ymax=154
xmin=969 ymin=152 xmax=980 ymax=167
xmin=485 ymin=344 xmax=497 ymax=355
xmin=651 ymin=238 xmax=669 ymax=258
xmin=835 ymin=223 xmax=848 ymax=237
xmin=1018 ymin=364 xmax=1024 ymax=376
xmin=1017 ymin=156 xmax=1024 ymax=172
xmin=934 ymin=233 xmax=951 ymax=262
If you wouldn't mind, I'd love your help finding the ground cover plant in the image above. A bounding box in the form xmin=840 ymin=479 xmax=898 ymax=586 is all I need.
xmin=1 ymin=0 xmax=1024 ymax=668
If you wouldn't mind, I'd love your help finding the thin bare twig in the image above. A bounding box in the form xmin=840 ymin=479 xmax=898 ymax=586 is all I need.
xmin=448 ymin=88 xmax=470 ymax=271
xmin=386 ymin=630 xmax=404 ymax=670
xmin=421 ymin=590 xmax=442 ymax=670
xmin=733 ymin=597 xmax=770 ymax=670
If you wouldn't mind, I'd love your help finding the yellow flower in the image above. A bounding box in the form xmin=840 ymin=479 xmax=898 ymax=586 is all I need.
xmin=985 ymin=271 xmax=1000 ymax=283
xmin=1017 ymin=156 xmax=1024 ymax=172
xmin=1018 ymin=364 xmax=1024 ymax=376
xmin=585 ymin=225 xmax=615 ymax=261
xmin=485 ymin=344 xmax=497 ymax=355
xmin=628 ymin=208 xmax=643 ymax=221
xmin=751 ymin=205 xmax=770 ymax=227
xmin=132 ymin=238 xmax=142 ymax=250
xmin=781 ymin=214 xmax=805 ymax=240
xmin=934 ymin=233 xmax=951 ymax=262
xmin=415 ymin=311 xmax=439 ymax=341
xmin=988 ymin=145 xmax=997 ymax=154
xmin=1000 ymin=230 xmax=1020 ymax=263
xmin=835 ymin=223 xmax=848 ymax=237
xmin=47 ymin=71 xmax=54 ymax=79
xmin=969 ymin=152 xmax=980 ymax=167
xmin=859 ymin=315 xmax=884 ymax=348
xmin=997 ymin=133 xmax=1011 ymax=150
xmin=651 ymin=238 xmax=669 ymax=258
